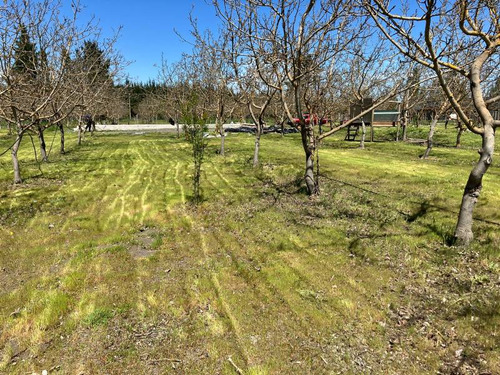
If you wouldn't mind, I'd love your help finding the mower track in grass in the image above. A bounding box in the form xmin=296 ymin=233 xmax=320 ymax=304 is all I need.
xmin=0 ymin=128 xmax=499 ymax=374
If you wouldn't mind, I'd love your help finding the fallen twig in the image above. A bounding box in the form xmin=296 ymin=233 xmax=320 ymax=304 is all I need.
xmin=228 ymin=356 xmax=243 ymax=374
xmin=9 ymin=347 xmax=28 ymax=363
xmin=151 ymin=358 xmax=182 ymax=363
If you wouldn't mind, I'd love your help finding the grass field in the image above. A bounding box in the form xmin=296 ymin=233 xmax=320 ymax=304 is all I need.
xmin=0 ymin=125 xmax=499 ymax=374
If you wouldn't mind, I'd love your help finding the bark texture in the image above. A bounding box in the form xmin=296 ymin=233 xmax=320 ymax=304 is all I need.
xmin=359 ymin=121 xmax=366 ymax=149
xmin=402 ymin=110 xmax=409 ymax=141
xmin=301 ymin=121 xmax=318 ymax=195
xmin=422 ymin=116 xmax=438 ymax=159
xmin=220 ymin=133 xmax=225 ymax=156
xmin=59 ymin=124 xmax=65 ymax=154
xmin=454 ymin=125 xmax=495 ymax=245
xmin=253 ymin=118 xmax=264 ymax=167
xmin=38 ymin=126 xmax=48 ymax=162
xmin=455 ymin=123 xmax=464 ymax=148
xmin=12 ymin=132 xmax=23 ymax=184
xmin=218 ymin=119 xmax=225 ymax=156
xmin=77 ymin=125 xmax=82 ymax=146
xmin=253 ymin=131 xmax=261 ymax=168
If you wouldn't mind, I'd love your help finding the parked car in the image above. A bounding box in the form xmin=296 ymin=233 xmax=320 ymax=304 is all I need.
xmin=289 ymin=113 xmax=329 ymax=125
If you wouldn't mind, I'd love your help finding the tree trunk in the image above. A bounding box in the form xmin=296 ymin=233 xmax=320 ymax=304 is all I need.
xmin=253 ymin=125 xmax=261 ymax=167
xmin=176 ymin=123 xmax=180 ymax=138
xmin=402 ymin=110 xmax=409 ymax=141
xmin=301 ymin=122 xmax=318 ymax=195
xmin=193 ymin=157 xmax=201 ymax=204
xmin=77 ymin=125 xmax=83 ymax=146
xmin=421 ymin=115 xmax=439 ymax=159
xmin=217 ymin=100 xmax=225 ymax=155
xmin=316 ymin=141 xmax=320 ymax=193
xmin=219 ymin=121 xmax=225 ymax=156
xmin=396 ymin=110 xmax=408 ymax=142
xmin=59 ymin=123 xmax=65 ymax=154
xmin=12 ymin=131 xmax=23 ymax=184
xmin=454 ymin=124 xmax=495 ymax=245
xmin=38 ymin=126 xmax=48 ymax=162
xmin=456 ymin=122 xmax=464 ymax=148
xmin=359 ymin=120 xmax=366 ymax=149
xmin=220 ymin=133 xmax=225 ymax=156
xmin=304 ymin=149 xmax=316 ymax=194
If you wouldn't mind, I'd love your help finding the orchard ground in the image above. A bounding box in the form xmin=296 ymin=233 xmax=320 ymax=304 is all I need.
xmin=0 ymin=125 xmax=499 ymax=374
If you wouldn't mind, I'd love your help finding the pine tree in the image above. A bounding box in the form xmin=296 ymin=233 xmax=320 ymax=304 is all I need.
xmin=12 ymin=24 xmax=37 ymax=78
xmin=75 ymin=40 xmax=111 ymax=86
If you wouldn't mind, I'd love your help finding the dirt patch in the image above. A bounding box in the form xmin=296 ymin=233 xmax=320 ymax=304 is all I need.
xmin=128 ymin=227 xmax=160 ymax=259
xmin=129 ymin=246 xmax=156 ymax=259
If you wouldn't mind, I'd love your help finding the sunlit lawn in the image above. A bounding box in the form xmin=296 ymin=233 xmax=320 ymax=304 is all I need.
xmin=0 ymin=125 xmax=499 ymax=374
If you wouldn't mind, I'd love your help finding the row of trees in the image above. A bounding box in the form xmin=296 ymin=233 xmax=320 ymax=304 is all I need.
xmin=0 ymin=0 xmax=125 ymax=182
xmin=155 ymin=0 xmax=497 ymax=246
xmin=2 ymin=0 xmax=498 ymax=246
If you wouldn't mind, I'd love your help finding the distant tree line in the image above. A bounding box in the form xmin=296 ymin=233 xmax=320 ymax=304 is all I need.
xmin=0 ymin=0 xmax=126 ymax=182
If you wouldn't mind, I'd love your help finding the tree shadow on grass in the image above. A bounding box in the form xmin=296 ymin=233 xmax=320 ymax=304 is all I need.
xmin=424 ymin=221 xmax=456 ymax=246
xmin=404 ymin=201 xmax=431 ymax=223
xmin=254 ymin=169 xmax=305 ymax=200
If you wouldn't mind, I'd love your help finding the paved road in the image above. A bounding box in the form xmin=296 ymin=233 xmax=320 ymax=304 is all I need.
xmin=73 ymin=123 xmax=250 ymax=132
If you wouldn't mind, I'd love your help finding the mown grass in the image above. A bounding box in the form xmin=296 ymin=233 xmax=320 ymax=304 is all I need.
xmin=0 ymin=124 xmax=499 ymax=374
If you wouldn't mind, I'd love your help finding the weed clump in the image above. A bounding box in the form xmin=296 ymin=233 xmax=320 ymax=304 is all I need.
xmin=83 ymin=308 xmax=113 ymax=327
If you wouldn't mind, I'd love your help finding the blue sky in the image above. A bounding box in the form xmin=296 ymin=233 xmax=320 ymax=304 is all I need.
xmin=80 ymin=0 xmax=218 ymax=82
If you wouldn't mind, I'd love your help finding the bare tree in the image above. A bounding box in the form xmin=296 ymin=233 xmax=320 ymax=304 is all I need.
xmin=269 ymin=95 xmax=289 ymax=136
xmin=72 ymin=38 xmax=123 ymax=144
xmin=157 ymin=57 xmax=216 ymax=139
xmin=137 ymin=93 xmax=162 ymax=123
xmin=157 ymin=59 xmax=186 ymax=137
xmin=215 ymin=0 xmax=360 ymax=194
xmin=421 ymin=95 xmax=451 ymax=159
xmin=365 ymin=0 xmax=500 ymax=245
xmin=189 ymin=21 xmax=240 ymax=156
xmin=0 ymin=0 xmax=83 ymax=181
xmin=419 ymin=76 xmax=473 ymax=159
xmin=102 ymin=86 xmax=129 ymax=124
xmin=0 ymin=0 xmax=122 ymax=182
xmin=230 ymin=53 xmax=278 ymax=166
xmin=398 ymin=66 xmax=425 ymax=141
xmin=340 ymin=36 xmax=404 ymax=148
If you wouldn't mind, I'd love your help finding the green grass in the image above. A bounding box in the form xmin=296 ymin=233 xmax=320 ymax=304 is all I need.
xmin=83 ymin=308 xmax=114 ymax=327
xmin=0 ymin=124 xmax=499 ymax=374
